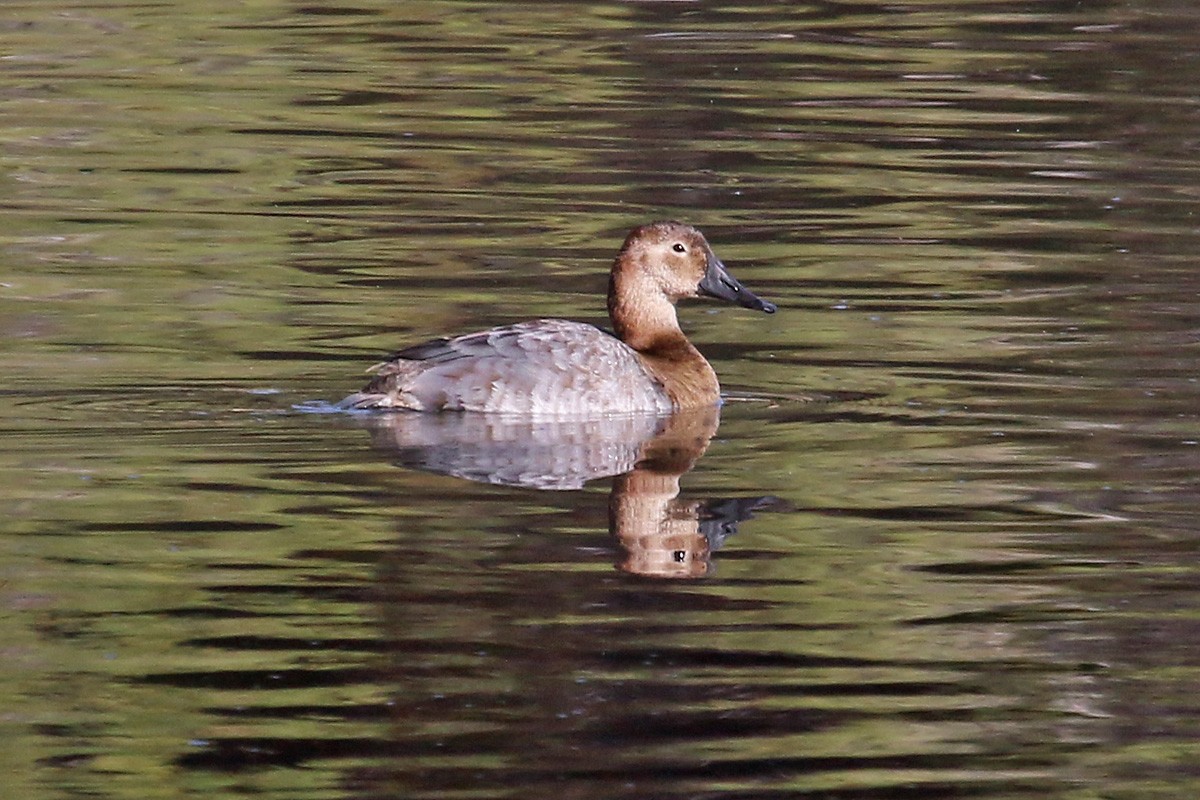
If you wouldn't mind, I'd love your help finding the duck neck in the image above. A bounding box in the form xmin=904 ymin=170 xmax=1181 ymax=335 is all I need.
xmin=608 ymin=267 xmax=720 ymax=408
xmin=608 ymin=266 xmax=685 ymax=351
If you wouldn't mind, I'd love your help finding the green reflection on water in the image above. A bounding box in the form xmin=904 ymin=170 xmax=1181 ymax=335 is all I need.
xmin=3 ymin=0 xmax=1200 ymax=798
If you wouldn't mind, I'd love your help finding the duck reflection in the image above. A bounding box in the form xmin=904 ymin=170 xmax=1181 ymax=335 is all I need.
xmin=356 ymin=406 xmax=773 ymax=577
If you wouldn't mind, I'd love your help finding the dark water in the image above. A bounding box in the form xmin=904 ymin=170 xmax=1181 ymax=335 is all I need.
xmin=3 ymin=1 xmax=1200 ymax=798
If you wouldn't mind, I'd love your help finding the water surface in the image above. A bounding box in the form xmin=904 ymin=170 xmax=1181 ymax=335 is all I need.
xmin=3 ymin=1 xmax=1199 ymax=798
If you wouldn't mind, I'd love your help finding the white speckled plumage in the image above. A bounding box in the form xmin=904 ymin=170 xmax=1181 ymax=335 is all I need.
xmin=340 ymin=221 xmax=775 ymax=415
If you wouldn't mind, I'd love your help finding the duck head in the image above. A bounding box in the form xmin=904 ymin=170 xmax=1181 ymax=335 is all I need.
xmin=617 ymin=221 xmax=777 ymax=314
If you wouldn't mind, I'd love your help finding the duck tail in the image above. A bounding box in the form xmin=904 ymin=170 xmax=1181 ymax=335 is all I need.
xmin=337 ymin=391 xmax=392 ymax=411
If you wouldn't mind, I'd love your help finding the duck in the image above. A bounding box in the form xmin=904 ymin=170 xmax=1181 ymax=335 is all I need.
xmin=340 ymin=221 xmax=776 ymax=415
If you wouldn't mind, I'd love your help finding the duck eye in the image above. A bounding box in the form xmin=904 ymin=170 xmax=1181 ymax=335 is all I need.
xmin=672 ymin=243 xmax=686 ymax=253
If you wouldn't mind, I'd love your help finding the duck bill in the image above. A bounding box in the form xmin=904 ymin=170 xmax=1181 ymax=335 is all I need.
xmin=698 ymin=254 xmax=777 ymax=314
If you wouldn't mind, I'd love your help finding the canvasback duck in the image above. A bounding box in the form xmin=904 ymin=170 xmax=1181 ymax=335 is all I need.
xmin=340 ymin=221 xmax=776 ymax=414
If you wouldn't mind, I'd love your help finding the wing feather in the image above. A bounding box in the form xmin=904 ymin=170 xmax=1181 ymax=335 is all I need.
xmin=344 ymin=319 xmax=670 ymax=414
